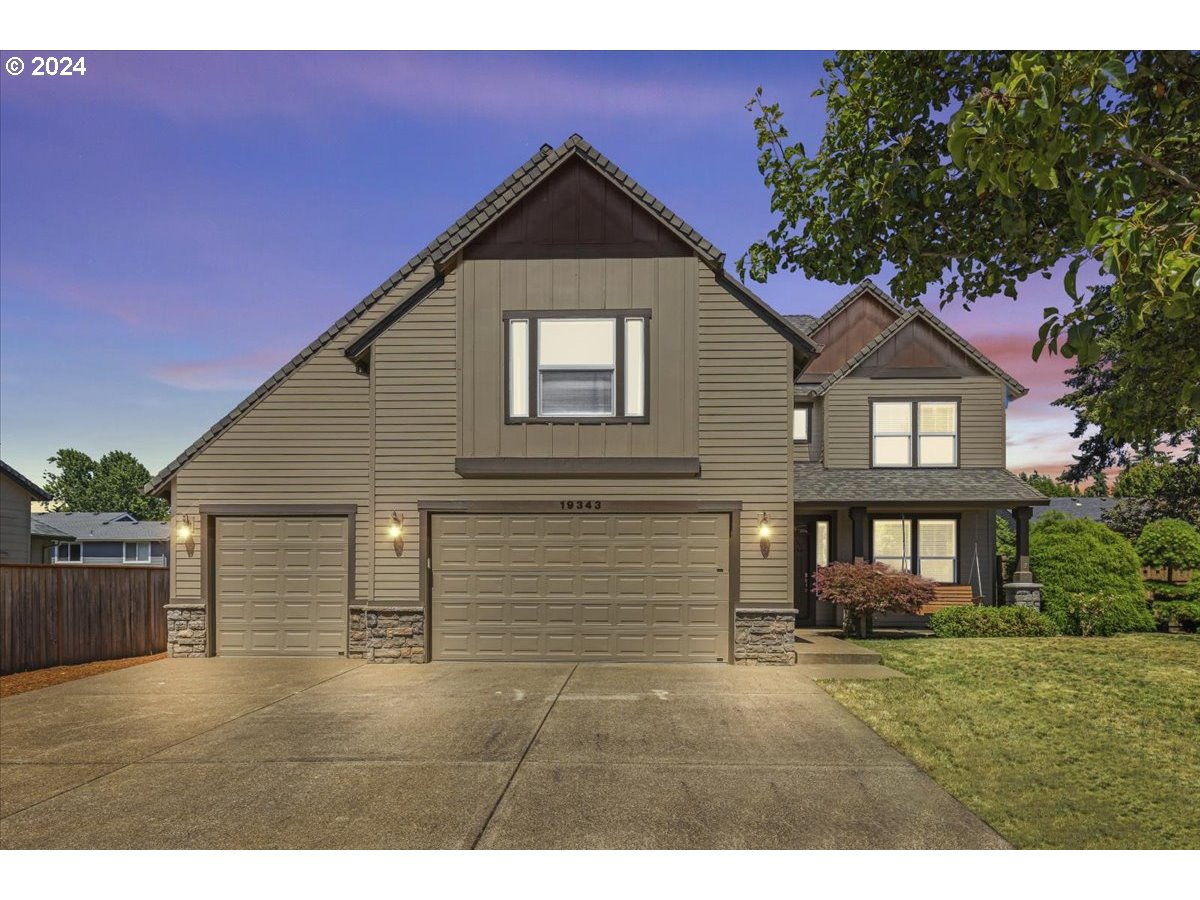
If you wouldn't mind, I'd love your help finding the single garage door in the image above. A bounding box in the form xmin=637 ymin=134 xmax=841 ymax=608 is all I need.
xmin=431 ymin=512 xmax=730 ymax=662
xmin=215 ymin=516 xmax=349 ymax=656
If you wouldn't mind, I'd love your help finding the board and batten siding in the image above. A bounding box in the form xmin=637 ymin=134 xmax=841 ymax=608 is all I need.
xmin=168 ymin=263 xmax=438 ymax=605
xmin=370 ymin=260 xmax=793 ymax=609
xmin=459 ymin=257 xmax=697 ymax=459
xmin=822 ymin=376 xmax=1006 ymax=469
xmin=0 ymin=474 xmax=34 ymax=563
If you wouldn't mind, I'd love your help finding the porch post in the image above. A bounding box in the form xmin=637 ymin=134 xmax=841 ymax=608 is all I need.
xmin=1012 ymin=506 xmax=1033 ymax=582
xmin=1003 ymin=505 xmax=1042 ymax=609
xmin=849 ymin=506 xmax=866 ymax=562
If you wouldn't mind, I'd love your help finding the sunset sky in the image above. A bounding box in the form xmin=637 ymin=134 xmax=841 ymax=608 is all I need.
xmin=0 ymin=51 xmax=1085 ymax=486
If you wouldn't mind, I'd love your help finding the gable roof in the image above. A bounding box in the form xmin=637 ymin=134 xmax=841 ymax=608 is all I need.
xmin=31 ymin=518 xmax=75 ymax=540
xmin=810 ymin=280 xmax=906 ymax=336
xmin=145 ymin=134 xmax=817 ymax=497
xmin=1 ymin=460 xmax=50 ymax=501
xmin=796 ymin=304 xmax=1028 ymax=399
xmin=33 ymin=511 xmax=170 ymax=542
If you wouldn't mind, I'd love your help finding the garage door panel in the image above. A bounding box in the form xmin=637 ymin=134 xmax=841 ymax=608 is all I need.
xmin=216 ymin=515 xmax=348 ymax=657
xmin=432 ymin=513 xmax=730 ymax=663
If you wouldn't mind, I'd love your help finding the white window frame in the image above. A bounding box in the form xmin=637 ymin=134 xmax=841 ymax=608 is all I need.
xmin=123 ymin=541 xmax=152 ymax=564
xmin=505 ymin=310 xmax=650 ymax=423
xmin=871 ymin=399 xmax=960 ymax=468
xmin=870 ymin=516 xmax=958 ymax=583
xmin=54 ymin=542 xmax=83 ymax=564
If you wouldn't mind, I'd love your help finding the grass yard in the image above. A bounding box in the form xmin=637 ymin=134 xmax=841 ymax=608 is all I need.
xmin=822 ymin=633 xmax=1200 ymax=849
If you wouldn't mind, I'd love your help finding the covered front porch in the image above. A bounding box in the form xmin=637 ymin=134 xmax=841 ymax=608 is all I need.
xmin=791 ymin=466 xmax=1049 ymax=628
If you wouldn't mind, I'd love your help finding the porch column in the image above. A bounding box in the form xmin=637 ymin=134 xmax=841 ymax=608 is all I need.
xmin=1012 ymin=506 xmax=1033 ymax=582
xmin=1003 ymin=505 xmax=1042 ymax=609
xmin=849 ymin=506 xmax=866 ymax=562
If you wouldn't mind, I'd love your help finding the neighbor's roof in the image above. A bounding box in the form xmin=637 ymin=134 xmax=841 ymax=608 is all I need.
xmin=1 ymin=460 xmax=50 ymax=501
xmin=795 ymin=302 xmax=1029 ymax=399
xmin=32 ymin=512 xmax=170 ymax=541
xmin=31 ymin=518 xmax=75 ymax=540
xmin=794 ymin=464 xmax=1049 ymax=506
xmin=999 ymin=496 xmax=1119 ymax=526
xmin=144 ymin=133 xmax=818 ymax=497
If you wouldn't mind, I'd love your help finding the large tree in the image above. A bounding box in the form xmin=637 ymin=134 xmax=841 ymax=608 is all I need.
xmin=43 ymin=449 xmax=169 ymax=521
xmin=742 ymin=51 xmax=1199 ymax=459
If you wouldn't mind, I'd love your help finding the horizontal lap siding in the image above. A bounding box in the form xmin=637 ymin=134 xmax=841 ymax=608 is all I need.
xmin=824 ymin=376 xmax=1005 ymax=468
xmin=372 ymin=263 xmax=792 ymax=609
xmin=0 ymin=477 xmax=32 ymax=564
xmin=169 ymin=264 xmax=436 ymax=605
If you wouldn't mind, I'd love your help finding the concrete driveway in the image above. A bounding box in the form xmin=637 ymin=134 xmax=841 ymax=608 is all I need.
xmin=0 ymin=659 xmax=1007 ymax=849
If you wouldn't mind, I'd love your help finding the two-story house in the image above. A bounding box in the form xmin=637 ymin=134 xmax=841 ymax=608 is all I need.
xmin=146 ymin=134 xmax=1046 ymax=663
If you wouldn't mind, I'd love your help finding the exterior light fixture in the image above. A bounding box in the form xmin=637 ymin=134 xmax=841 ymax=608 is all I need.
xmin=388 ymin=511 xmax=404 ymax=557
xmin=758 ymin=512 xmax=772 ymax=558
xmin=177 ymin=514 xmax=195 ymax=556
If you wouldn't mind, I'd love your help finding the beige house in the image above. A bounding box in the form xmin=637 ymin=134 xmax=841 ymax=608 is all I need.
xmin=1 ymin=460 xmax=51 ymax=564
xmin=147 ymin=135 xmax=1045 ymax=664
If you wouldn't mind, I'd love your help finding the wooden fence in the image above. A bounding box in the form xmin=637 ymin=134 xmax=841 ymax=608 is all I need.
xmin=0 ymin=564 xmax=169 ymax=675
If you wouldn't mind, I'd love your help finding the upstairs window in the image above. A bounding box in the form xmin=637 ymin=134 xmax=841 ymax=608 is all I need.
xmin=507 ymin=312 xmax=649 ymax=422
xmin=793 ymin=405 xmax=812 ymax=442
xmin=871 ymin=400 xmax=958 ymax=467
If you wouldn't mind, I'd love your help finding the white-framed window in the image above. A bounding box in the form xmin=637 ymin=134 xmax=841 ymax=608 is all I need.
xmin=871 ymin=517 xmax=957 ymax=583
xmin=123 ymin=541 xmax=151 ymax=563
xmin=54 ymin=542 xmax=82 ymax=563
xmin=814 ymin=519 xmax=830 ymax=568
xmin=871 ymin=400 xmax=958 ymax=467
xmin=507 ymin=312 xmax=649 ymax=421
xmin=793 ymin=405 xmax=811 ymax=442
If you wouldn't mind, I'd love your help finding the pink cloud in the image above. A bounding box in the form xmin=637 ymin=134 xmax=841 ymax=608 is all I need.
xmin=152 ymin=347 xmax=294 ymax=391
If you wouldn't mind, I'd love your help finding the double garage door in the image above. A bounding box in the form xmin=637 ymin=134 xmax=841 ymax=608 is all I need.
xmin=214 ymin=511 xmax=730 ymax=662
xmin=431 ymin=512 xmax=731 ymax=662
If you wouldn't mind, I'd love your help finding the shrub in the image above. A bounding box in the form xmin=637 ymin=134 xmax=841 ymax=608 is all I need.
xmin=1063 ymin=593 xmax=1107 ymax=637
xmin=1136 ymin=518 xmax=1200 ymax=583
xmin=929 ymin=605 xmax=1060 ymax=637
xmin=1148 ymin=580 xmax=1200 ymax=602
xmin=1030 ymin=511 xmax=1154 ymax=635
xmin=813 ymin=561 xmax=935 ymax=636
xmin=1150 ymin=601 xmax=1200 ymax=633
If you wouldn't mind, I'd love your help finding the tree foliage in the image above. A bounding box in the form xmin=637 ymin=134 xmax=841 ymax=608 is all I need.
xmin=814 ymin=560 xmax=935 ymax=635
xmin=743 ymin=50 xmax=1200 ymax=446
xmin=1103 ymin=459 xmax=1200 ymax=539
xmin=1135 ymin=518 xmax=1200 ymax=581
xmin=43 ymin=449 xmax=169 ymax=521
xmin=1029 ymin=511 xmax=1153 ymax=635
xmin=1019 ymin=470 xmax=1081 ymax=497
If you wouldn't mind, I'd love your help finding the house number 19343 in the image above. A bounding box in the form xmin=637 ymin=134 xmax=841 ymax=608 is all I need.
xmin=560 ymin=500 xmax=603 ymax=511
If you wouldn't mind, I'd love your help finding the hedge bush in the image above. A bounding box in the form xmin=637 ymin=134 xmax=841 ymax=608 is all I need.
xmin=1150 ymin=601 xmax=1200 ymax=633
xmin=1030 ymin=511 xmax=1155 ymax=635
xmin=1148 ymin=580 xmax=1200 ymax=602
xmin=929 ymin=605 xmax=1060 ymax=637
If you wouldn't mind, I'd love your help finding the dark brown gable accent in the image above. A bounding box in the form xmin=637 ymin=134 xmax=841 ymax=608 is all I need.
xmin=804 ymin=292 xmax=901 ymax=376
xmin=850 ymin=316 xmax=983 ymax=378
xmin=464 ymin=156 xmax=692 ymax=259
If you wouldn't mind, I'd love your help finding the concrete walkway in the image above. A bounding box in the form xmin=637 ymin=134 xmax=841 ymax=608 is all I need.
xmin=0 ymin=658 xmax=1008 ymax=849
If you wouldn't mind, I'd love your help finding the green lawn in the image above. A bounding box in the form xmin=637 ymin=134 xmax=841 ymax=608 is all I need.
xmin=822 ymin=634 xmax=1200 ymax=849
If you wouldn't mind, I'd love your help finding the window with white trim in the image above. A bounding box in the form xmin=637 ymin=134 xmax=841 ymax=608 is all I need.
xmin=871 ymin=400 xmax=958 ymax=467
xmin=793 ymin=405 xmax=811 ymax=442
xmin=54 ymin=542 xmax=82 ymax=563
xmin=507 ymin=313 xmax=648 ymax=421
xmin=123 ymin=541 xmax=151 ymax=563
xmin=871 ymin=517 xmax=957 ymax=583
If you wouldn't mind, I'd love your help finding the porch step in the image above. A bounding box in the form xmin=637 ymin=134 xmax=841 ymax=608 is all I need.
xmin=793 ymin=629 xmax=882 ymax=666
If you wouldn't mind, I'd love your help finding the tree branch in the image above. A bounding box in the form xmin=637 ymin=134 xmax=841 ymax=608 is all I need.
xmin=1108 ymin=143 xmax=1200 ymax=195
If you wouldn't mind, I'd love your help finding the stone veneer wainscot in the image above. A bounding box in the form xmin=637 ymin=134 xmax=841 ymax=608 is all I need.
xmin=165 ymin=604 xmax=208 ymax=658
xmin=733 ymin=608 xmax=797 ymax=665
xmin=348 ymin=606 xmax=426 ymax=663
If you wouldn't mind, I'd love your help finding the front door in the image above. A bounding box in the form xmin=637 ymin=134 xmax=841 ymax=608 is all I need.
xmin=794 ymin=515 xmax=832 ymax=627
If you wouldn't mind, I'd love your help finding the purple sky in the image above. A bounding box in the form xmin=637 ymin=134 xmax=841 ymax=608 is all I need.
xmin=0 ymin=51 xmax=1081 ymax=487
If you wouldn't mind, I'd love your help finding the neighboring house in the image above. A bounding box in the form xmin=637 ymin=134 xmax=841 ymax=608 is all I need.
xmin=998 ymin=496 xmax=1119 ymax=528
xmin=32 ymin=511 xmax=170 ymax=566
xmin=1 ymin=460 xmax=51 ymax=563
xmin=146 ymin=134 xmax=1046 ymax=663
xmin=31 ymin=516 xmax=77 ymax=564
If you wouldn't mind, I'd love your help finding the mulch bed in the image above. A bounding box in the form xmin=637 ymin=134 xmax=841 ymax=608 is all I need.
xmin=0 ymin=653 xmax=167 ymax=698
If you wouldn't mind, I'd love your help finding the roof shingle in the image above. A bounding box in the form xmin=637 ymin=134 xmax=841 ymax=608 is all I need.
xmin=794 ymin=464 xmax=1049 ymax=505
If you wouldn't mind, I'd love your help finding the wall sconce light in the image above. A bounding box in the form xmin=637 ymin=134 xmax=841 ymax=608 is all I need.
xmin=388 ymin=511 xmax=404 ymax=557
xmin=758 ymin=512 xmax=772 ymax=558
xmin=177 ymin=514 xmax=195 ymax=556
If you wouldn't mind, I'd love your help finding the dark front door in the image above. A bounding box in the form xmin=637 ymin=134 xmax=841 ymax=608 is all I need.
xmin=794 ymin=515 xmax=832 ymax=627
